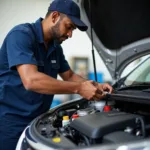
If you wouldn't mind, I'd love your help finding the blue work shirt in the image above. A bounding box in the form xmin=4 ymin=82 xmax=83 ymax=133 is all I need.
xmin=0 ymin=18 xmax=70 ymax=120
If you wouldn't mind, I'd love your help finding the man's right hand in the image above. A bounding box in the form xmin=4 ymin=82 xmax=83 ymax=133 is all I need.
xmin=77 ymin=80 xmax=104 ymax=101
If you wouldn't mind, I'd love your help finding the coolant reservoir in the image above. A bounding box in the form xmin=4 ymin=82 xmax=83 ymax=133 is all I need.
xmin=94 ymin=101 xmax=106 ymax=112
xmin=89 ymin=101 xmax=106 ymax=112
xmin=77 ymin=108 xmax=93 ymax=117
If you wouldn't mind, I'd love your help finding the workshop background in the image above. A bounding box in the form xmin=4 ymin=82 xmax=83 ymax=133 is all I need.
xmin=0 ymin=0 xmax=114 ymax=107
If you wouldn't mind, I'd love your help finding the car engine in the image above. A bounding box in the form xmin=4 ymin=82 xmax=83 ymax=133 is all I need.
xmin=25 ymin=96 xmax=150 ymax=150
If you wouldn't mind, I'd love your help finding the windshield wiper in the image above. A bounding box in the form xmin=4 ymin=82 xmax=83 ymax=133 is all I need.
xmin=142 ymin=88 xmax=150 ymax=93
xmin=131 ymin=82 xmax=150 ymax=86
xmin=117 ymin=82 xmax=150 ymax=91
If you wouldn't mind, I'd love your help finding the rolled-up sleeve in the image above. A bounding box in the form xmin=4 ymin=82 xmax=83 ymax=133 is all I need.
xmin=6 ymin=30 xmax=37 ymax=70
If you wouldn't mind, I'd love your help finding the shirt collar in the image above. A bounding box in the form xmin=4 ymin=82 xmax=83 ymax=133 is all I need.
xmin=34 ymin=18 xmax=44 ymax=44
xmin=34 ymin=18 xmax=60 ymax=46
xmin=34 ymin=18 xmax=61 ymax=57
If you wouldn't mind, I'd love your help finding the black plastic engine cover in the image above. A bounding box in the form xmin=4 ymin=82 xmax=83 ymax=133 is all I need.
xmin=70 ymin=111 xmax=140 ymax=139
xmin=103 ymin=131 xmax=142 ymax=144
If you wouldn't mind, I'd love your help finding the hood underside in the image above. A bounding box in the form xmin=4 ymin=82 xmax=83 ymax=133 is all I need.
xmin=76 ymin=0 xmax=150 ymax=79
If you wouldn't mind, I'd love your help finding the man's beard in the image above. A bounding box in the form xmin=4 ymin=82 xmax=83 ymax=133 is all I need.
xmin=50 ymin=22 xmax=68 ymax=44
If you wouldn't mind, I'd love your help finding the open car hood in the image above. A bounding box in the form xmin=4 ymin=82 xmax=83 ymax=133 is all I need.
xmin=76 ymin=0 xmax=150 ymax=79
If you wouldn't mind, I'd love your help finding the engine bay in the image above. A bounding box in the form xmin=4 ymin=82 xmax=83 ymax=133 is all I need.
xmin=26 ymin=96 xmax=150 ymax=149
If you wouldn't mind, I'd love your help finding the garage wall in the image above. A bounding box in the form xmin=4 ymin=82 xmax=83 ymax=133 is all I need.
xmin=0 ymin=0 xmax=112 ymax=82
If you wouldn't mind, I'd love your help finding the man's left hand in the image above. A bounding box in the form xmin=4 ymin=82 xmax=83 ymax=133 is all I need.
xmin=94 ymin=82 xmax=113 ymax=96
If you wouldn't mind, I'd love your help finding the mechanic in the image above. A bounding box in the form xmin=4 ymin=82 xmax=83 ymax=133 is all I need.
xmin=0 ymin=0 xmax=113 ymax=149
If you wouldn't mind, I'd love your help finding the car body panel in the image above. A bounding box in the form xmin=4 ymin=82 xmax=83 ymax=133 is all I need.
xmin=76 ymin=0 xmax=150 ymax=79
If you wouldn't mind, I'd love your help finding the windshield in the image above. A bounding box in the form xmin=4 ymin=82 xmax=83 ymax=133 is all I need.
xmin=124 ymin=57 xmax=150 ymax=86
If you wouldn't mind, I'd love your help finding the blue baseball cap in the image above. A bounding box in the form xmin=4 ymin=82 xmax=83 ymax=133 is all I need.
xmin=48 ymin=0 xmax=88 ymax=31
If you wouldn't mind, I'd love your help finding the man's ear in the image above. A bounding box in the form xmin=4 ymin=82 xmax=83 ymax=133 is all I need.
xmin=51 ymin=11 xmax=60 ymax=24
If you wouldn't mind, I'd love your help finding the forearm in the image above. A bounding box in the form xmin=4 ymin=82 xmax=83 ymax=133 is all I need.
xmin=67 ymin=73 xmax=104 ymax=89
xmin=69 ymin=74 xmax=104 ymax=92
xmin=67 ymin=73 xmax=87 ymax=83
xmin=17 ymin=64 xmax=106 ymax=100
xmin=24 ymin=72 xmax=80 ymax=95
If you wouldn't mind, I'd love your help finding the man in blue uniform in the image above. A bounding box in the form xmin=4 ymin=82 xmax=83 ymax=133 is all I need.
xmin=0 ymin=0 xmax=113 ymax=149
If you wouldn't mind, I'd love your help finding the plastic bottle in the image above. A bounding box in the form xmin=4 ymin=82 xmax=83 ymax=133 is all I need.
xmin=62 ymin=116 xmax=70 ymax=127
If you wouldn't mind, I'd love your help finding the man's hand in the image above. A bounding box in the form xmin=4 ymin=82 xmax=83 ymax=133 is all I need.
xmin=94 ymin=82 xmax=113 ymax=97
xmin=77 ymin=80 xmax=102 ymax=100
xmin=60 ymin=70 xmax=113 ymax=101
xmin=77 ymin=80 xmax=112 ymax=101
